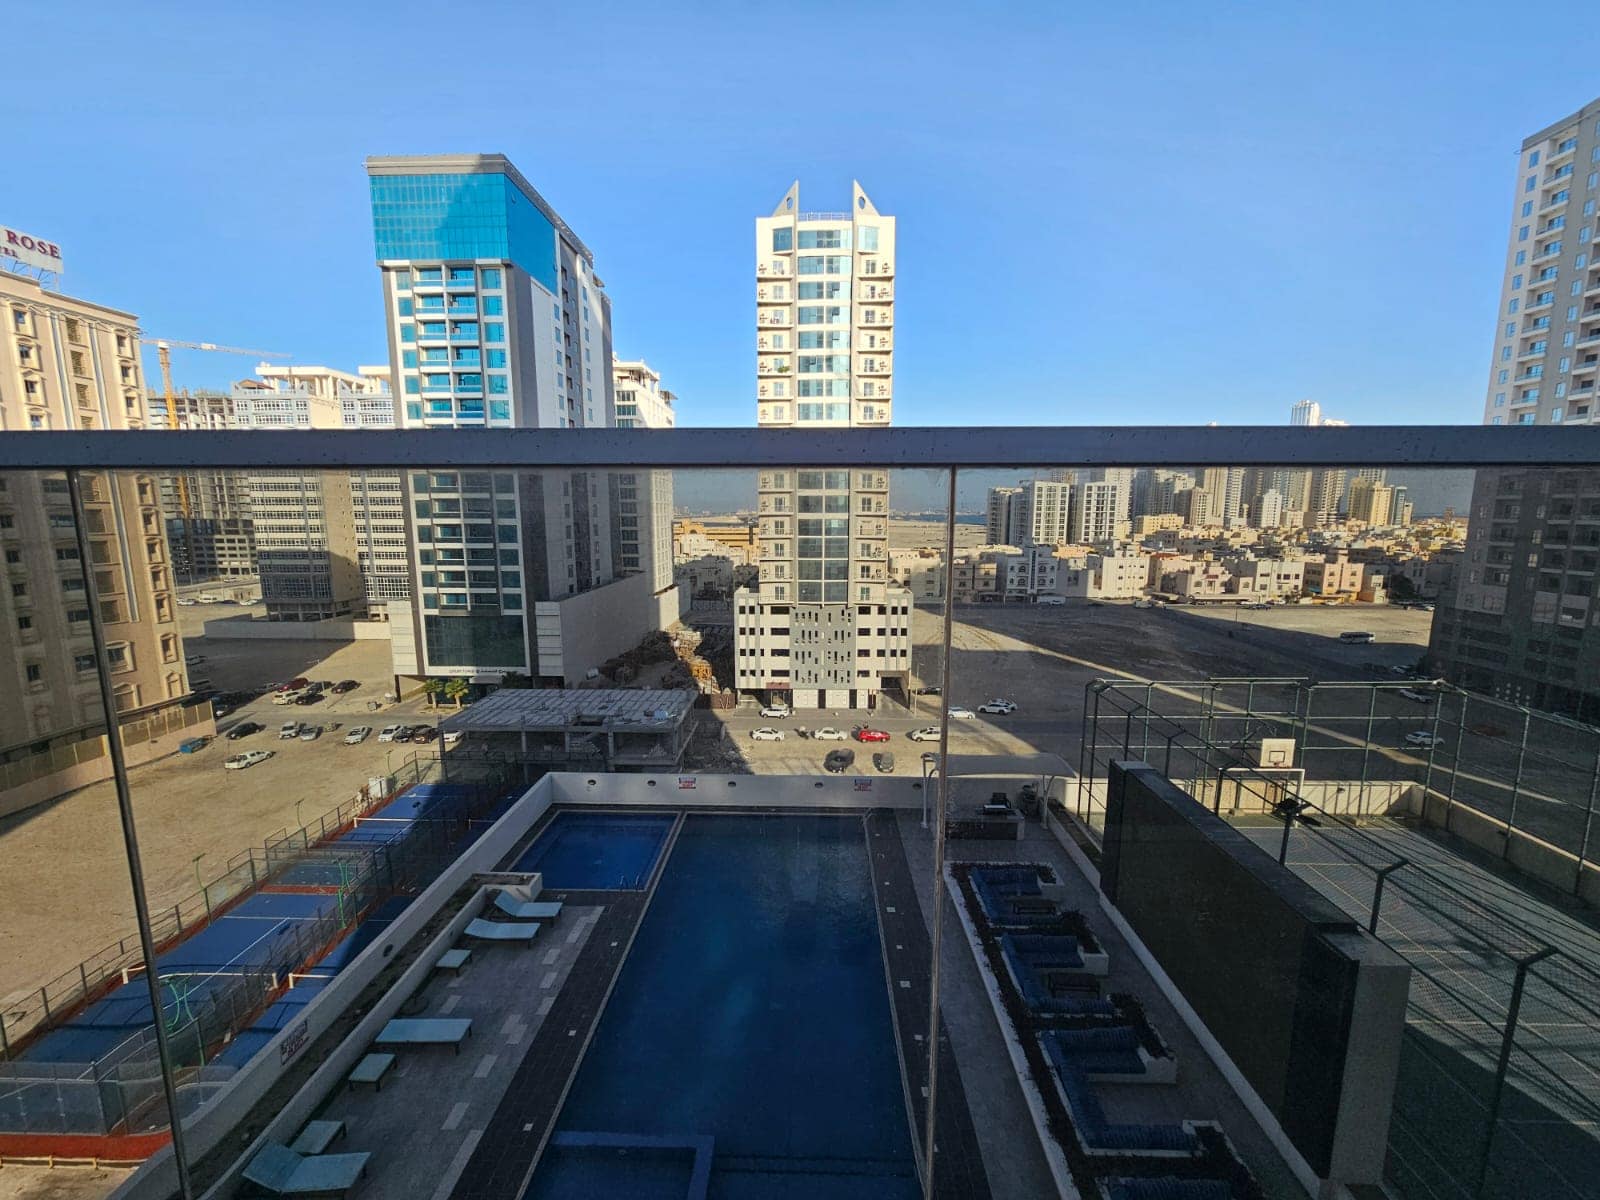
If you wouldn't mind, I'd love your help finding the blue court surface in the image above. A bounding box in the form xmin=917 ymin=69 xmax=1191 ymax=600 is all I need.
xmin=514 ymin=811 xmax=675 ymax=890
xmin=8 ymin=782 xmax=473 ymax=1075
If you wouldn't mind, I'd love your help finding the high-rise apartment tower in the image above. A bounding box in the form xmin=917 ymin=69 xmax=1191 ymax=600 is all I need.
xmin=734 ymin=183 xmax=911 ymax=709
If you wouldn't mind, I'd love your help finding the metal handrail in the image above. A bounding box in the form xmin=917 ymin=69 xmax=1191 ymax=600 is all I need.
xmin=0 ymin=425 xmax=1596 ymax=471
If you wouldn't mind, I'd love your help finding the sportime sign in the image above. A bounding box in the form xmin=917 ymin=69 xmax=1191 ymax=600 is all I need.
xmin=1 ymin=225 xmax=64 ymax=276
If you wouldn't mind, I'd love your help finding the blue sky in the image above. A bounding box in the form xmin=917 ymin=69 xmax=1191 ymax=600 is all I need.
xmin=8 ymin=1 xmax=1600 ymax=427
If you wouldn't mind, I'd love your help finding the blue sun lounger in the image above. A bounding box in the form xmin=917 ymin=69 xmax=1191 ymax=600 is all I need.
xmin=464 ymin=917 xmax=540 ymax=944
xmin=492 ymin=892 xmax=564 ymax=921
xmin=374 ymin=1018 xmax=473 ymax=1054
xmin=243 ymin=1142 xmax=370 ymax=1197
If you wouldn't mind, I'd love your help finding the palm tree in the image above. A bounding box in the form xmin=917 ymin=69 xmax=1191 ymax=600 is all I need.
xmin=421 ymin=678 xmax=446 ymax=708
xmin=444 ymin=678 xmax=471 ymax=710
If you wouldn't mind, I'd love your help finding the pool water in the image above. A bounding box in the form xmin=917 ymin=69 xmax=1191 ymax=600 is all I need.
xmin=514 ymin=810 xmax=675 ymax=890
xmin=523 ymin=813 xmax=919 ymax=1200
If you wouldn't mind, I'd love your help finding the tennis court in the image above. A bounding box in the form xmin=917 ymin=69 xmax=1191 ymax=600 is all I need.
xmin=1239 ymin=818 xmax=1600 ymax=1200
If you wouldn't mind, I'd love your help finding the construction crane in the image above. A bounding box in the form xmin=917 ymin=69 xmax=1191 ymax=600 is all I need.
xmin=143 ymin=339 xmax=292 ymax=430
xmin=141 ymin=338 xmax=291 ymax=584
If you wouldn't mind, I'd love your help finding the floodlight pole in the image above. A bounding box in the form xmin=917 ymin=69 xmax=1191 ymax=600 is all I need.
xmin=68 ymin=470 xmax=195 ymax=1197
xmin=1474 ymin=945 xmax=1557 ymax=1198
xmin=1503 ymin=709 xmax=1533 ymax=855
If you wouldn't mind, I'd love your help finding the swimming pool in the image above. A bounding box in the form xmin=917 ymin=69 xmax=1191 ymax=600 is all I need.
xmin=514 ymin=810 xmax=675 ymax=890
xmin=523 ymin=813 xmax=918 ymax=1200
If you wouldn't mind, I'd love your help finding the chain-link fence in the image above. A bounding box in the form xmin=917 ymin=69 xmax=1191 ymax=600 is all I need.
xmin=0 ymin=756 xmax=518 ymax=1137
xmin=1075 ymin=678 xmax=1600 ymax=1200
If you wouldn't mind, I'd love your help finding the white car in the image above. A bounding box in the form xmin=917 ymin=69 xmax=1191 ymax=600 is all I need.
xmin=1398 ymin=689 xmax=1435 ymax=705
xmin=378 ymin=725 xmax=403 ymax=742
xmin=443 ymin=730 xmax=464 ymax=746
xmin=751 ymin=727 xmax=785 ymax=742
xmin=224 ymin=750 xmax=273 ymax=770
xmin=813 ymin=727 xmax=847 ymax=741
xmin=978 ymin=699 xmax=1017 ymax=715
xmin=176 ymin=598 xmax=198 ymax=606
xmin=298 ymin=725 xmax=321 ymax=741
xmin=758 ymin=705 xmax=792 ymax=719
xmin=947 ymin=706 xmax=977 ymax=720
xmin=343 ymin=726 xmax=372 ymax=745
xmin=279 ymin=722 xmax=300 ymax=739
xmin=1404 ymin=731 xmax=1442 ymax=748
xmin=908 ymin=727 xmax=941 ymax=742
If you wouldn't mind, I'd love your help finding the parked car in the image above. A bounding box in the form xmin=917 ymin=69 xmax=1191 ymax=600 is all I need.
xmin=393 ymin=725 xmax=417 ymax=743
xmin=443 ymin=730 xmax=464 ymax=746
xmin=185 ymin=654 xmax=207 ymax=666
xmin=298 ymin=725 xmax=321 ymax=741
xmin=751 ymin=727 xmax=785 ymax=741
xmin=1404 ymin=731 xmax=1442 ymax=748
xmin=272 ymin=691 xmax=301 ymax=705
xmin=278 ymin=722 xmax=300 ymax=740
xmin=852 ymin=726 xmax=890 ymax=743
xmin=293 ymin=692 xmax=324 ymax=706
xmin=343 ymin=726 xmax=372 ymax=745
xmin=978 ymin=699 xmax=1017 ymax=714
xmin=813 ymin=727 xmax=847 ymax=741
xmin=225 ymin=721 xmax=263 ymax=741
xmin=378 ymin=725 xmax=403 ymax=743
xmin=914 ymin=685 xmax=942 ymax=696
xmin=177 ymin=597 xmax=197 ymax=606
xmin=758 ymin=705 xmax=792 ymax=719
xmin=411 ymin=726 xmax=439 ymax=744
xmin=1399 ymin=689 xmax=1435 ymax=705
xmin=908 ymin=726 xmax=940 ymax=742
xmin=332 ymin=679 xmax=360 ymax=694
xmin=276 ymin=677 xmax=309 ymax=693
xmin=872 ymin=751 xmax=895 ymax=774
xmin=824 ymin=748 xmax=855 ymax=773
xmin=224 ymin=750 xmax=274 ymax=770
xmin=947 ymin=706 xmax=977 ymax=720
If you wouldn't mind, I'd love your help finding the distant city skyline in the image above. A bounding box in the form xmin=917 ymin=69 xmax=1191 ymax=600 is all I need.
xmin=10 ymin=4 xmax=1600 ymax=427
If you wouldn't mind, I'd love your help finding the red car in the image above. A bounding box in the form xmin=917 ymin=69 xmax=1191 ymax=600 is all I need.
xmin=852 ymin=726 xmax=891 ymax=743
xmin=275 ymin=677 xmax=309 ymax=693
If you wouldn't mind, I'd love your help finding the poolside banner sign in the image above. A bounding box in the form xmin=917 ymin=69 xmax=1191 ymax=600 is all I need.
xmin=279 ymin=1019 xmax=309 ymax=1064
xmin=854 ymin=779 xmax=873 ymax=792
xmin=678 ymin=776 xmax=697 ymax=789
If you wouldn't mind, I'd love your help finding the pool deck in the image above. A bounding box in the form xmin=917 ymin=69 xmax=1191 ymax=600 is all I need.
xmin=279 ymin=903 xmax=603 ymax=1200
xmin=895 ymin=809 xmax=1308 ymax=1200
xmin=450 ymin=889 xmax=649 ymax=1199
xmin=866 ymin=809 xmax=993 ymax=1199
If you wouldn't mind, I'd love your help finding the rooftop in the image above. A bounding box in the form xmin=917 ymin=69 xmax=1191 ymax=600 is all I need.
xmin=438 ymin=688 xmax=695 ymax=734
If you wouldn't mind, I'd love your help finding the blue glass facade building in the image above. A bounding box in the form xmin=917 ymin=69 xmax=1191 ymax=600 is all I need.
xmin=370 ymin=172 xmax=559 ymax=294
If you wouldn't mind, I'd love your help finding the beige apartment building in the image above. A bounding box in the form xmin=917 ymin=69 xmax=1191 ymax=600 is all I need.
xmin=735 ymin=183 xmax=911 ymax=709
xmin=231 ymin=365 xmax=407 ymax=620
xmin=0 ymin=272 xmax=199 ymax=809
xmin=1304 ymin=551 xmax=1366 ymax=599
xmin=611 ymin=357 xmax=676 ymax=595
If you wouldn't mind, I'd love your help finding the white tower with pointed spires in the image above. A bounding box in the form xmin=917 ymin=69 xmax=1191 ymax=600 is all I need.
xmin=736 ymin=182 xmax=911 ymax=710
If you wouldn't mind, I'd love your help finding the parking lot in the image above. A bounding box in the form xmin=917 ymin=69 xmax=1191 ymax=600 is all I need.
xmin=0 ymin=609 xmax=444 ymax=1006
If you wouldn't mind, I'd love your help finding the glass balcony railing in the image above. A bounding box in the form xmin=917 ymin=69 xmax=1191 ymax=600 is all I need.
xmin=0 ymin=425 xmax=1595 ymax=1200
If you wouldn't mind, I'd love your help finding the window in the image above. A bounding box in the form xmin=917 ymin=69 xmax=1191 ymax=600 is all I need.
xmin=1520 ymin=225 xmax=1530 ymax=241
xmin=25 ymin=664 xmax=41 ymax=683
xmin=798 ymin=229 xmax=849 ymax=249
xmin=772 ymin=227 xmax=792 ymax=252
xmin=484 ymin=323 xmax=505 ymax=343
xmin=398 ymin=298 xmax=413 ymax=316
xmin=1515 ymin=250 xmax=1526 ymax=265
xmin=1522 ymin=201 xmax=1534 ymax=217
xmin=1527 ymin=175 xmax=1538 ymax=192
xmin=858 ymin=226 xmax=879 ymax=252
xmin=483 ymin=296 xmax=503 ymax=316
xmin=1530 ymin=151 xmax=1542 ymax=167
xmin=1498 ymin=369 xmax=1509 ymax=384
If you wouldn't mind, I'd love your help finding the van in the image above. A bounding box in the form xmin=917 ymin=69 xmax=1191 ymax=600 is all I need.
xmin=1338 ymin=631 xmax=1376 ymax=644
xmin=1036 ymin=595 xmax=1065 ymax=606
xmin=197 ymin=593 xmax=221 ymax=603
